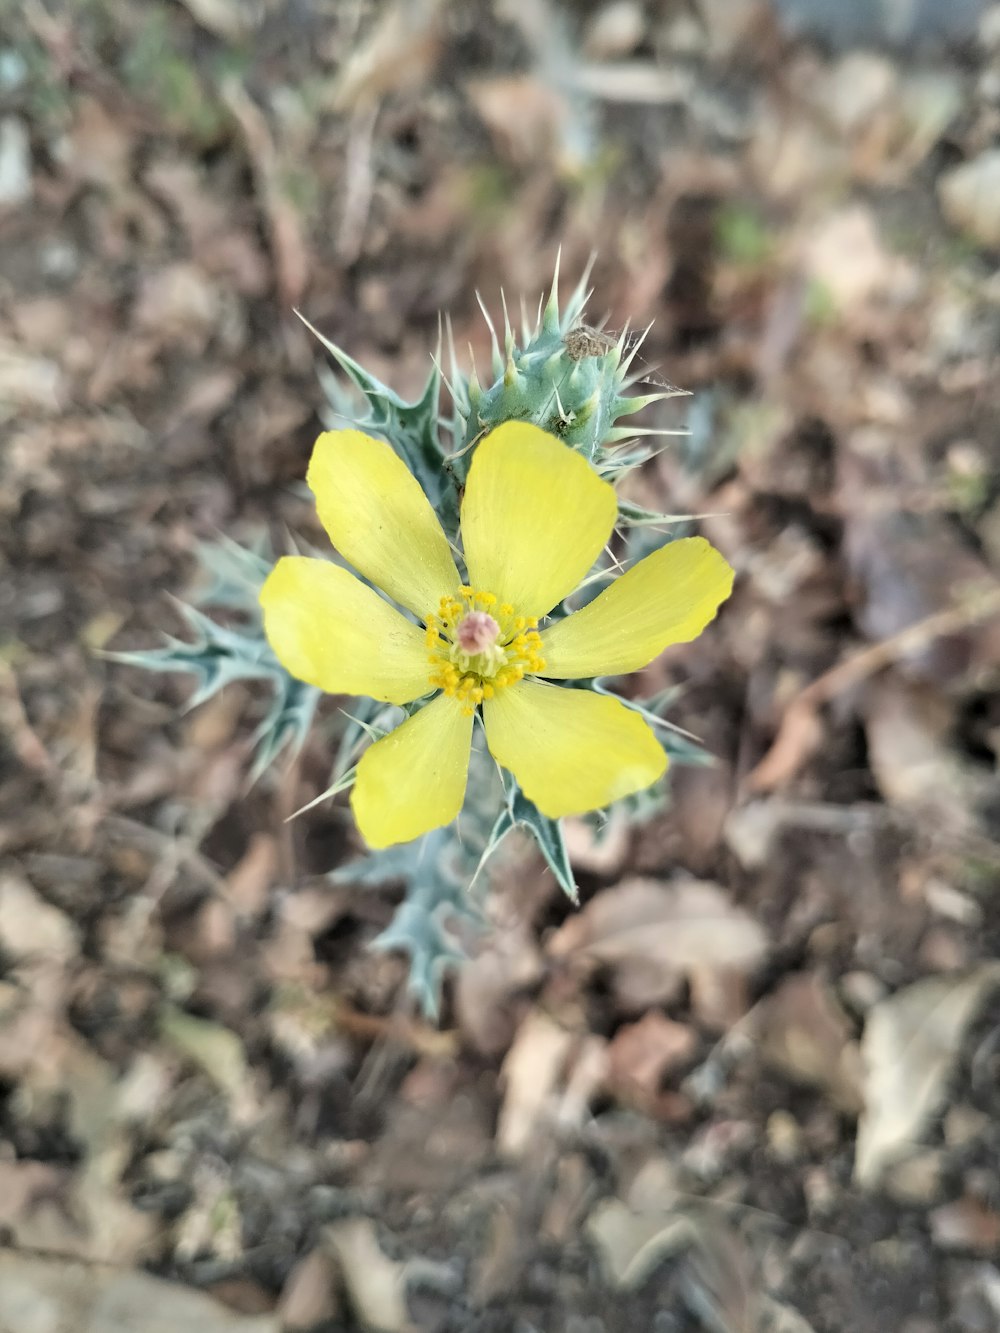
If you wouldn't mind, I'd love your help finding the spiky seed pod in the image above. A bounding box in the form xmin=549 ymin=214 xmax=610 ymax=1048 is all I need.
xmin=453 ymin=255 xmax=687 ymax=486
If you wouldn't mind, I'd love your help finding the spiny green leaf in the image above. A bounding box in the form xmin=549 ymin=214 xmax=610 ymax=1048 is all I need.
xmin=498 ymin=779 xmax=578 ymax=904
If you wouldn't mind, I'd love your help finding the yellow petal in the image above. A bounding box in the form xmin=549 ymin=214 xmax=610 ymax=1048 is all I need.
xmin=260 ymin=556 xmax=429 ymax=704
xmin=483 ymin=679 xmax=666 ymax=818
xmin=539 ymin=536 xmax=734 ymax=679
xmin=308 ymin=429 xmax=461 ymax=617
xmin=351 ymin=694 xmax=473 ymax=847
xmin=461 ymin=422 xmax=617 ymax=619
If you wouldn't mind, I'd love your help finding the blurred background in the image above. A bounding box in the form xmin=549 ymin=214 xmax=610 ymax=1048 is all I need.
xmin=2 ymin=1 xmax=1000 ymax=1329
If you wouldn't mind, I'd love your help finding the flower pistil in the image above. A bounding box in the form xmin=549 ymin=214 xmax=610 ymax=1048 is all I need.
xmin=425 ymin=587 xmax=546 ymax=714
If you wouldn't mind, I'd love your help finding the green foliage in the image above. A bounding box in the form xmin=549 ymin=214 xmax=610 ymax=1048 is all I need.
xmin=715 ymin=203 xmax=773 ymax=266
xmin=121 ymin=8 xmax=231 ymax=143
xmin=305 ymin=314 xmax=459 ymax=530
xmin=125 ymin=262 xmax=713 ymax=1017
xmin=110 ymin=536 xmax=319 ymax=781
xmin=489 ymin=777 xmax=578 ymax=904
xmin=333 ymin=740 xmax=504 ymax=1018
xmin=447 ymin=257 xmax=684 ymax=482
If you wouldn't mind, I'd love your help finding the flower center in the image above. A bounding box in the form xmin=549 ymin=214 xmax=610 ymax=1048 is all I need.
xmin=425 ymin=587 xmax=546 ymax=714
xmin=456 ymin=610 xmax=500 ymax=655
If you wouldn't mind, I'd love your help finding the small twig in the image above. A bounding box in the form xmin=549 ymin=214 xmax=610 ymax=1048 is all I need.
xmin=337 ymin=103 xmax=379 ymax=264
xmin=746 ymin=584 xmax=1000 ymax=793
xmin=0 ymin=661 xmax=61 ymax=786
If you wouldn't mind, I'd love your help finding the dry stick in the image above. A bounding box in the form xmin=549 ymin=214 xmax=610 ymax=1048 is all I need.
xmin=222 ymin=80 xmax=308 ymax=310
xmin=746 ymin=583 xmax=1000 ymax=794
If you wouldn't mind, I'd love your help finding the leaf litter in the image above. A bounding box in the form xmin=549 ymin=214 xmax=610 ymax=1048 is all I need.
xmin=4 ymin=0 xmax=1000 ymax=1328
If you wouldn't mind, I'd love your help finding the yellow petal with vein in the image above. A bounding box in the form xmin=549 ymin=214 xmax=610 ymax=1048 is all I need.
xmin=351 ymin=694 xmax=473 ymax=847
xmin=461 ymin=422 xmax=617 ymax=619
xmin=260 ymin=556 xmax=429 ymax=704
xmin=540 ymin=537 xmax=733 ymax=679
xmin=308 ymin=429 xmax=460 ymax=617
xmin=483 ymin=679 xmax=666 ymax=818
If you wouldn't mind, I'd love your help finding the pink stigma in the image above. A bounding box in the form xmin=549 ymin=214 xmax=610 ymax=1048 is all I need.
xmin=456 ymin=610 xmax=500 ymax=654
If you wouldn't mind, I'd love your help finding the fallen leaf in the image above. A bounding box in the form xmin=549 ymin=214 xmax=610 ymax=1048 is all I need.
xmin=930 ymin=1197 xmax=1000 ymax=1253
xmin=854 ymin=965 xmax=1000 ymax=1186
xmin=334 ymin=0 xmax=445 ymax=110
xmin=466 ymin=75 xmax=571 ymax=166
xmin=586 ymin=1198 xmax=694 ymax=1289
xmin=496 ymin=1010 xmax=574 ymax=1156
xmin=562 ymin=809 xmax=631 ymax=876
xmin=278 ymin=1247 xmax=340 ymax=1330
xmin=133 ymin=262 xmax=220 ymax=349
xmin=862 ymin=674 xmax=987 ymax=836
xmin=159 ymin=1005 xmax=250 ymax=1102
xmin=0 ymin=339 xmax=66 ymax=415
xmin=758 ymin=1295 xmax=819 ymax=1332
xmin=0 ymin=115 xmax=31 ymax=207
xmin=0 ymin=872 xmax=79 ymax=961
xmin=607 ymin=1012 xmax=697 ymax=1102
xmin=455 ymin=918 xmax=545 ymax=1058
xmin=223 ymin=832 xmax=279 ymax=920
xmin=0 ymin=1251 xmax=279 ymax=1332
xmin=324 ymin=1218 xmax=414 ymax=1333
xmin=939 ymin=149 xmax=1000 ymax=249
xmin=177 ymin=0 xmax=262 ymax=42
xmin=798 ymin=207 xmax=916 ymax=318
xmin=753 ymin=973 xmax=864 ymax=1113
xmin=548 ymin=877 xmax=768 ymax=1009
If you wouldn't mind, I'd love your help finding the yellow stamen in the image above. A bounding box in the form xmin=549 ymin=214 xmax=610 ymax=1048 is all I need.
xmin=423 ymin=585 xmax=548 ymax=709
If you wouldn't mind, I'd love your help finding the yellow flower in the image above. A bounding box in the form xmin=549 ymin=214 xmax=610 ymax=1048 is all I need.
xmin=260 ymin=422 xmax=733 ymax=848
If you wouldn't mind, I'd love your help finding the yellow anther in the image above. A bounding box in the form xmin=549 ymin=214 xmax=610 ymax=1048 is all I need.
xmin=425 ymin=587 xmax=549 ymax=706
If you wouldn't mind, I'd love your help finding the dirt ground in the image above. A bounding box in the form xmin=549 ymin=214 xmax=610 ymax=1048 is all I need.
xmin=3 ymin=2 xmax=1000 ymax=1330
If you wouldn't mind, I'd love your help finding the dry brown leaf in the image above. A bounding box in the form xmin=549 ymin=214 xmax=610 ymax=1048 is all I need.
xmin=562 ymin=810 xmax=631 ymax=876
xmin=939 ymin=150 xmax=1000 ymax=249
xmin=854 ymin=965 xmax=1000 ymax=1186
xmin=0 ymin=115 xmax=31 ymax=208
xmin=0 ymin=339 xmax=66 ymax=416
xmin=862 ymin=675 xmax=987 ymax=835
xmin=324 ymin=1218 xmax=414 ymax=1333
xmin=548 ymin=877 xmax=768 ymax=1009
xmin=798 ymin=206 xmax=916 ymax=317
xmin=0 ymin=1252 xmax=279 ymax=1332
xmin=159 ymin=1006 xmax=250 ymax=1103
xmin=607 ymin=1012 xmax=697 ymax=1101
xmin=278 ymin=1247 xmax=341 ymax=1330
xmin=222 ymin=83 xmax=309 ymax=308
xmin=455 ymin=919 xmax=545 ymax=1058
xmin=133 ymin=263 xmax=220 ymax=349
xmin=466 ymin=75 xmax=571 ymax=166
xmin=586 ymin=1198 xmax=695 ymax=1289
xmin=753 ymin=973 xmax=864 ymax=1113
xmin=223 ymin=833 xmax=279 ymax=920
xmin=65 ymin=96 xmax=132 ymax=189
xmin=334 ymin=0 xmax=444 ymax=110
xmin=496 ymin=1010 xmax=574 ymax=1156
xmin=0 ymin=872 xmax=78 ymax=962
xmin=583 ymin=2 xmax=646 ymax=58
xmin=176 ymin=0 xmax=262 ymax=42
xmin=930 ymin=1197 xmax=1000 ymax=1253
